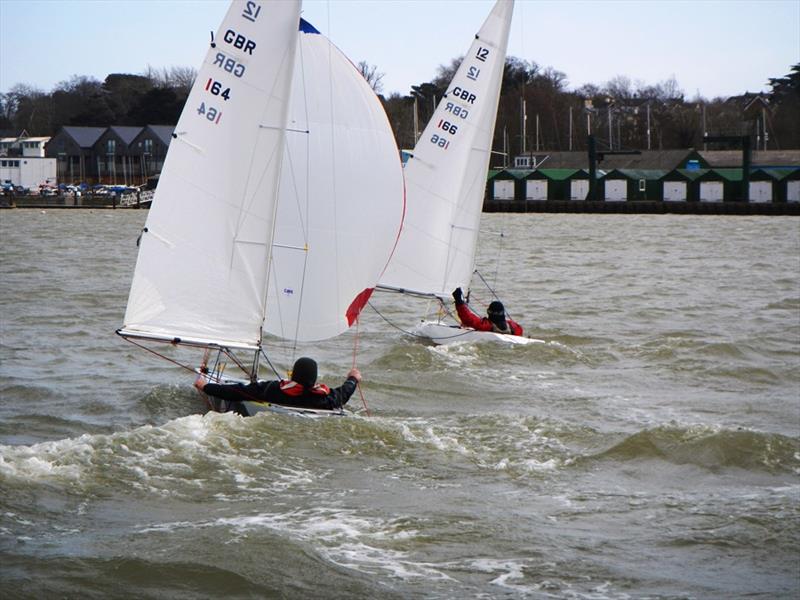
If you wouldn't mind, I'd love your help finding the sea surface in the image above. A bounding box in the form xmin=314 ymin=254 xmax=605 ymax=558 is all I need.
xmin=1 ymin=209 xmax=798 ymax=599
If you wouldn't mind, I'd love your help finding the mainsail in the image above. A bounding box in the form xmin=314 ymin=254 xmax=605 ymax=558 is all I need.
xmin=120 ymin=1 xmax=404 ymax=355
xmin=378 ymin=0 xmax=514 ymax=299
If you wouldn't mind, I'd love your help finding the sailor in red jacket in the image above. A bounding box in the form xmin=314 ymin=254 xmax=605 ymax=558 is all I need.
xmin=452 ymin=287 xmax=523 ymax=336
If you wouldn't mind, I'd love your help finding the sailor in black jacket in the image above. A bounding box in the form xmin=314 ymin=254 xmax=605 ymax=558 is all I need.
xmin=195 ymin=356 xmax=361 ymax=411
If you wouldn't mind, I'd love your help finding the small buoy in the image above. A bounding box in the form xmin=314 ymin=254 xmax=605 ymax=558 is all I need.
xmin=40 ymin=210 xmax=46 ymax=214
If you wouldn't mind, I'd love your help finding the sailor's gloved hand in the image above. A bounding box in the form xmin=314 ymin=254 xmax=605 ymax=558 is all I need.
xmin=452 ymin=287 xmax=464 ymax=305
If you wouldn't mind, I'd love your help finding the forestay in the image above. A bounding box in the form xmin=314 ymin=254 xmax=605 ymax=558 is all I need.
xmin=378 ymin=0 xmax=514 ymax=299
xmin=264 ymin=20 xmax=405 ymax=342
xmin=121 ymin=0 xmax=301 ymax=350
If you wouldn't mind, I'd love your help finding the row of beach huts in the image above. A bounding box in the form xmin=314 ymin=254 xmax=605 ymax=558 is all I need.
xmin=483 ymin=149 xmax=800 ymax=213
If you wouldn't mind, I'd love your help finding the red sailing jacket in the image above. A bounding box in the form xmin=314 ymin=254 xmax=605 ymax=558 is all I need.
xmin=456 ymin=302 xmax=524 ymax=336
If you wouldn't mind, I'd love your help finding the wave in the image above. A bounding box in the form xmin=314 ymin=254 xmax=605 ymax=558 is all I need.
xmin=593 ymin=424 xmax=800 ymax=472
xmin=2 ymin=409 xmax=797 ymax=508
xmin=0 ymin=554 xmax=299 ymax=600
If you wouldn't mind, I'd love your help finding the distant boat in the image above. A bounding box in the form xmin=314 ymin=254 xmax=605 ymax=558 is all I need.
xmin=118 ymin=0 xmax=405 ymax=415
xmin=377 ymin=0 xmax=532 ymax=345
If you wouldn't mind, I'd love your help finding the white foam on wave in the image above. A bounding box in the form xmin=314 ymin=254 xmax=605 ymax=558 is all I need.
xmin=138 ymin=505 xmax=455 ymax=581
xmin=388 ymin=414 xmax=575 ymax=476
xmin=0 ymin=435 xmax=93 ymax=482
xmin=397 ymin=421 xmax=471 ymax=456
xmin=0 ymin=413 xmax=317 ymax=497
xmin=427 ymin=342 xmax=480 ymax=367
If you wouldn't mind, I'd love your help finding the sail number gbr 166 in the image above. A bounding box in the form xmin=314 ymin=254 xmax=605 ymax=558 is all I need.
xmin=430 ymin=86 xmax=475 ymax=151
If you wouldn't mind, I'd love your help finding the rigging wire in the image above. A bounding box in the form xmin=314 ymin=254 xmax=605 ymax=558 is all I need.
xmin=259 ymin=347 xmax=283 ymax=379
xmin=473 ymin=269 xmax=501 ymax=302
xmin=119 ymin=335 xmax=199 ymax=375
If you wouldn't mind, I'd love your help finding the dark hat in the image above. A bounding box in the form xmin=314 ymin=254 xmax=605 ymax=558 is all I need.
xmin=487 ymin=301 xmax=505 ymax=317
xmin=291 ymin=357 xmax=318 ymax=387
xmin=487 ymin=301 xmax=507 ymax=329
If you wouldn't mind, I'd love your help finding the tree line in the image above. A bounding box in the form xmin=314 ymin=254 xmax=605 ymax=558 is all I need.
xmin=381 ymin=60 xmax=799 ymax=161
xmin=1 ymin=61 xmax=797 ymax=159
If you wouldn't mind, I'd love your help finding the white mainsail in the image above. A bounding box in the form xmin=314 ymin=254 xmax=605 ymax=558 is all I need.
xmin=120 ymin=1 xmax=404 ymax=353
xmin=378 ymin=0 xmax=514 ymax=299
xmin=121 ymin=0 xmax=301 ymax=350
xmin=265 ymin=20 xmax=405 ymax=342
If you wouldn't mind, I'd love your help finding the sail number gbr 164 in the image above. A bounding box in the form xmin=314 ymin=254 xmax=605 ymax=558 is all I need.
xmin=430 ymin=86 xmax=475 ymax=150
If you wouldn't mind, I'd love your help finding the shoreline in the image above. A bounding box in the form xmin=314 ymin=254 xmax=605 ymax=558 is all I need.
xmin=3 ymin=198 xmax=798 ymax=216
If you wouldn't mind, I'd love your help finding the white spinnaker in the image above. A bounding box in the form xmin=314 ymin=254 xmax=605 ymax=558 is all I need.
xmin=264 ymin=21 xmax=405 ymax=342
xmin=378 ymin=0 xmax=513 ymax=298
xmin=121 ymin=0 xmax=301 ymax=349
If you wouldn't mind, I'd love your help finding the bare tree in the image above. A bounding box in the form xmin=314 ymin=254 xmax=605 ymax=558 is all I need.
xmin=357 ymin=61 xmax=384 ymax=94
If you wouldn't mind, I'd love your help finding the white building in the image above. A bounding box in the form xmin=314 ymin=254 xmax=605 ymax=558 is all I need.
xmin=0 ymin=134 xmax=50 ymax=158
xmin=0 ymin=157 xmax=57 ymax=189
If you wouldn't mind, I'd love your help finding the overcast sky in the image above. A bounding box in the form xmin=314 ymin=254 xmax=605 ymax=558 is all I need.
xmin=1 ymin=0 xmax=798 ymax=99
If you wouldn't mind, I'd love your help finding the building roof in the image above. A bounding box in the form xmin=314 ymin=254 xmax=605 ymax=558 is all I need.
xmin=108 ymin=126 xmax=144 ymax=145
xmin=752 ymin=167 xmax=799 ymax=181
xmin=603 ymin=169 xmax=668 ymax=180
xmin=664 ymin=168 xmax=710 ymax=181
xmin=490 ymin=168 xmax=530 ymax=180
xmin=700 ymin=168 xmax=743 ymax=182
xmin=146 ymin=125 xmax=176 ymax=146
xmin=520 ymin=149 xmax=703 ymax=171
xmin=61 ymin=126 xmax=106 ymax=148
xmin=699 ymin=150 xmax=800 ymax=168
xmin=531 ymin=168 xmax=585 ymax=181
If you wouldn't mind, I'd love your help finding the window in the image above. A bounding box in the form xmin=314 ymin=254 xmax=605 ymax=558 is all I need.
xmin=0 ymin=160 xmax=6 ymax=167
xmin=143 ymin=139 xmax=153 ymax=154
xmin=107 ymin=139 xmax=116 ymax=154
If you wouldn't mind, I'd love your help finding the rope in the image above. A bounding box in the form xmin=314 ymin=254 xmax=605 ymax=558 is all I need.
xmin=350 ymin=316 xmax=370 ymax=416
xmin=367 ymin=300 xmax=435 ymax=338
xmin=366 ymin=300 xmax=479 ymax=342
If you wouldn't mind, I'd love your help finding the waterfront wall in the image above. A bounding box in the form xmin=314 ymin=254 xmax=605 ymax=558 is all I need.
xmin=484 ymin=199 xmax=800 ymax=216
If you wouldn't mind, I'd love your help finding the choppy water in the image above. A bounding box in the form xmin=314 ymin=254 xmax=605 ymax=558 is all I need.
xmin=1 ymin=209 xmax=798 ymax=599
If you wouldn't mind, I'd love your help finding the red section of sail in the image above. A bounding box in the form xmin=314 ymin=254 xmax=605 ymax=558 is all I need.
xmin=346 ymin=288 xmax=374 ymax=326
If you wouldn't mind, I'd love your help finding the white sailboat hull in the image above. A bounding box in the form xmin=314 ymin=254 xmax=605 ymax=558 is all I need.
xmin=412 ymin=320 xmax=540 ymax=346
xmin=241 ymin=401 xmax=348 ymax=418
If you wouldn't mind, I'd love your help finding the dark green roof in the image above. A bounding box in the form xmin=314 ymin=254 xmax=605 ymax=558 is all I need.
xmin=666 ymin=168 xmax=710 ymax=181
xmin=755 ymin=167 xmax=799 ymax=180
xmin=490 ymin=168 xmax=531 ymax=180
xmin=713 ymin=168 xmax=743 ymax=182
xmin=536 ymin=168 xmax=584 ymax=181
xmin=603 ymin=169 xmax=668 ymax=180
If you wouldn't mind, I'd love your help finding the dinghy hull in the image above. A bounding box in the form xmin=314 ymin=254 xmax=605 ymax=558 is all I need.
xmin=412 ymin=320 xmax=540 ymax=346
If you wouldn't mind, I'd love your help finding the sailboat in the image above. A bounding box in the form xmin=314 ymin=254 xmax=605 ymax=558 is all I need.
xmin=117 ymin=0 xmax=405 ymax=416
xmin=376 ymin=0 xmax=531 ymax=345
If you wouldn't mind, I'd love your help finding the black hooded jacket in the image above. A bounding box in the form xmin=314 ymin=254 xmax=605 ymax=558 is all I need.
xmin=202 ymin=376 xmax=358 ymax=411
